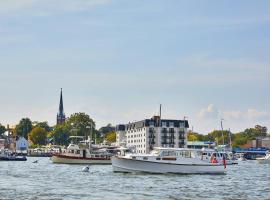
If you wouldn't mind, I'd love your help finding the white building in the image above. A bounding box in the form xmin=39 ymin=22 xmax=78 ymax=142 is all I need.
xmin=16 ymin=137 xmax=29 ymax=151
xmin=116 ymin=116 xmax=189 ymax=154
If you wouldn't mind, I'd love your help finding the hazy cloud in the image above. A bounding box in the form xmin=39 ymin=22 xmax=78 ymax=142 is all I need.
xmin=247 ymin=109 xmax=269 ymax=119
xmin=198 ymin=104 xmax=219 ymax=119
xmin=0 ymin=0 xmax=111 ymax=16
xmin=222 ymin=110 xmax=243 ymax=120
xmin=198 ymin=104 xmax=269 ymax=121
xmin=222 ymin=109 xmax=269 ymax=120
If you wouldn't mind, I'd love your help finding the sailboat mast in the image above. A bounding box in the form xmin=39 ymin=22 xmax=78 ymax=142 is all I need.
xmin=159 ymin=104 xmax=162 ymax=126
xmin=228 ymin=128 xmax=232 ymax=150
xmin=221 ymin=119 xmax=225 ymax=145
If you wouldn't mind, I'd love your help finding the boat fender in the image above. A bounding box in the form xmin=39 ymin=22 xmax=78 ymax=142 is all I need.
xmin=82 ymin=166 xmax=90 ymax=172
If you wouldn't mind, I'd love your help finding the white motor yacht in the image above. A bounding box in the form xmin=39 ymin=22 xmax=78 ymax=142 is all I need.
xmin=112 ymin=147 xmax=226 ymax=174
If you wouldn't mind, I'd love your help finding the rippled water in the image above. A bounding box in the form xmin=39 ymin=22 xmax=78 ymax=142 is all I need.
xmin=0 ymin=157 xmax=270 ymax=200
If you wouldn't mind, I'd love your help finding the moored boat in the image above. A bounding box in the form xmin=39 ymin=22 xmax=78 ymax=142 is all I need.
xmin=256 ymin=152 xmax=270 ymax=164
xmin=112 ymin=147 xmax=226 ymax=174
xmin=0 ymin=149 xmax=27 ymax=161
xmin=51 ymin=137 xmax=111 ymax=164
xmin=235 ymin=153 xmax=247 ymax=161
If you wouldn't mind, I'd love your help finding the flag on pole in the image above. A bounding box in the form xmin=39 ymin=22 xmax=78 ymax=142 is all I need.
xmin=222 ymin=154 xmax=227 ymax=169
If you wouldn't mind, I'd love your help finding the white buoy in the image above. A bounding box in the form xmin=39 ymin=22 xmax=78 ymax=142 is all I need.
xmin=82 ymin=166 xmax=90 ymax=172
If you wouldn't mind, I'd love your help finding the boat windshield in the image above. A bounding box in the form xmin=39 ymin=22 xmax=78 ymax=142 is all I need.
xmin=161 ymin=150 xmax=177 ymax=157
xmin=151 ymin=149 xmax=160 ymax=155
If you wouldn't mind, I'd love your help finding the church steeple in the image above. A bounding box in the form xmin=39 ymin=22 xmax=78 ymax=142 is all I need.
xmin=57 ymin=88 xmax=66 ymax=125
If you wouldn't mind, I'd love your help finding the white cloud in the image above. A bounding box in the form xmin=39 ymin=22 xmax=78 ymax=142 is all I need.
xmin=198 ymin=104 xmax=219 ymax=119
xmin=222 ymin=109 xmax=269 ymax=120
xmin=198 ymin=104 xmax=269 ymax=121
xmin=223 ymin=110 xmax=243 ymax=120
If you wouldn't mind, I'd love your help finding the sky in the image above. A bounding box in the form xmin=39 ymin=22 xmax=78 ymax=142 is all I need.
xmin=0 ymin=0 xmax=269 ymax=134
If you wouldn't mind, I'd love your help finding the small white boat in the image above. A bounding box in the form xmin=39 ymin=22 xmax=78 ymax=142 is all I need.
xmin=112 ymin=147 xmax=226 ymax=174
xmin=235 ymin=153 xmax=246 ymax=161
xmin=256 ymin=153 xmax=270 ymax=164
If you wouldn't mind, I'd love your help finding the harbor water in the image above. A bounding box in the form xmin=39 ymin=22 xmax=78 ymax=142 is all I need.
xmin=0 ymin=157 xmax=270 ymax=200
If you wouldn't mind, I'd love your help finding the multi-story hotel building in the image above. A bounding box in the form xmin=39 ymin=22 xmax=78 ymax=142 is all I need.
xmin=116 ymin=116 xmax=189 ymax=153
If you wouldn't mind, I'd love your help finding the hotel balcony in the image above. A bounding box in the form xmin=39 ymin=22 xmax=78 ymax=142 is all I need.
xmin=149 ymin=129 xmax=155 ymax=134
xmin=161 ymin=129 xmax=168 ymax=134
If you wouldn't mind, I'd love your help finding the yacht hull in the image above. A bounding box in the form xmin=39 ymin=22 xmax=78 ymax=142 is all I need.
xmin=51 ymin=155 xmax=111 ymax=164
xmin=112 ymin=157 xmax=225 ymax=174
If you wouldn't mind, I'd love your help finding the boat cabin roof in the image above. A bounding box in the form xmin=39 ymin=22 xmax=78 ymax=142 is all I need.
xmin=153 ymin=147 xmax=229 ymax=153
xmin=153 ymin=147 xmax=206 ymax=152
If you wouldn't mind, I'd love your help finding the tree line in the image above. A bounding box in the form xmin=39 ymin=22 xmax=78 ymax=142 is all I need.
xmin=1 ymin=115 xmax=267 ymax=149
xmin=0 ymin=112 xmax=117 ymax=147
xmin=188 ymin=125 xmax=268 ymax=148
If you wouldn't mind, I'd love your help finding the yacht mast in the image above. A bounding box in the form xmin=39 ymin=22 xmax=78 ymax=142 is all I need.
xmin=220 ymin=119 xmax=225 ymax=145
xmin=159 ymin=104 xmax=162 ymax=126
xmin=228 ymin=128 xmax=232 ymax=151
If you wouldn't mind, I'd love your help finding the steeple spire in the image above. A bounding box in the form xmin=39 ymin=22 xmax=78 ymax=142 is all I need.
xmin=57 ymin=88 xmax=66 ymax=125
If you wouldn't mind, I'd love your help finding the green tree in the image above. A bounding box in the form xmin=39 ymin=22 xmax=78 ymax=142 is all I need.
xmin=15 ymin=118 xmax=33 ymax=139
xmin=187 ymin=131 xmax=206 ymax=141
xmin=66 ymin=112 xmax=95 ymax=138
xmin=0 ymin=123 xmax=6 ymax=137
xmin=187 ymin=132 xmax=198 ymax=141
xmin=232 ymin=132 xmax=248 ymax=148
xmin=105 ymin=132 xmax=116 ymax=143
xmin=99 ymin=124 xmax=115 ymax=135
xmin=242 ymin=126 xmax=267 ymax=139
xmin=206 ymin=130 xmax=230 ymax=145
xmin=48 ymin=125 xmax=70 ymax=145
xmin=28 ymin=127 xmax=48 ymax=145
xmin=34 ymin=121 xmax=52 ymax=132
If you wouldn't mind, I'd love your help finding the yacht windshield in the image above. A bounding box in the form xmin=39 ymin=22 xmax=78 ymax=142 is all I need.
xmin=151 ymin=149 xmax=160 ymax=155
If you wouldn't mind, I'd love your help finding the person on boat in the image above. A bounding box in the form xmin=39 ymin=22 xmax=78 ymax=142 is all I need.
xmin=212 ymin=156 xmax=218 ymax=164
xmin=210 ymin=154 xmax=214 ymax=163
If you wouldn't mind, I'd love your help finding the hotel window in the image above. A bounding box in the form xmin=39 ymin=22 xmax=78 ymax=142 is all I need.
xmin=162 ymin=122 xmax=167 ymax=127
xmin=169 ymin=122 xmax=174 ymax=127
